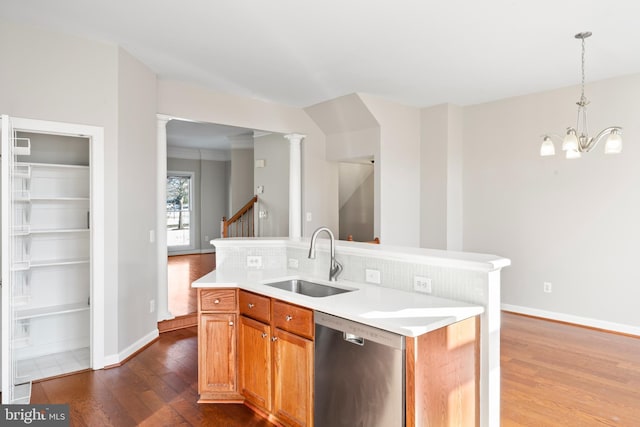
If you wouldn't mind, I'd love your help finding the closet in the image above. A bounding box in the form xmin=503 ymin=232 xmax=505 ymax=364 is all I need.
xmin=1 ymin=115 xmax=104 ymax=404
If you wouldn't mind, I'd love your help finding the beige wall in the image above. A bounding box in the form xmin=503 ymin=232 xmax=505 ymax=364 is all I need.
xmin=200 ymin=158 xmax=229 ymax=245
xmin=420 ymin=104 xmax=449 ymax=249
xmin=230 ymin=148 xmax=254 ymax=215
xmin=420 ymin=104 xmax=464 ymax=250
xmin=360 ymin=94 xmax=421 ymax=247
xmin=116 ymin=48 xmax=159 ymax=351
xmin=254 ymin=133 xmax=290 ymax=237
xmin=463 ymin=73 xmax=640 ymax=330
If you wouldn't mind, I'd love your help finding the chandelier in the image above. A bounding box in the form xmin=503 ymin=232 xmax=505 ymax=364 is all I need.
xmin=540 ymin=32 xmax=622 ymax=159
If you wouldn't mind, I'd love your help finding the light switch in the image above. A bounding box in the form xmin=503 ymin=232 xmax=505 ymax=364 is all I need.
xmin=255 ymin=159 xmax=265 ymax=168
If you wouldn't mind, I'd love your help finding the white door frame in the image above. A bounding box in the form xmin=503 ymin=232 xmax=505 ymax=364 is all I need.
xmin=4 ymin=116 xmax=105 ymax=372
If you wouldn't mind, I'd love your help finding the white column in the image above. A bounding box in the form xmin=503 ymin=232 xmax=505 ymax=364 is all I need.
xmin=156 ymin=114 xmax=174 ymax=321
xmin=285 ymin=133 xmax=305 ymax=238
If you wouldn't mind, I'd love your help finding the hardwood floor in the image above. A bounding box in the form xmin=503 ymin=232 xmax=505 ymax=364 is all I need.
xmin=31 ymin=328 xmax=272 ymax=427
xmin=501 ymin=311 xmax=640 ymax=426
xmin=31 ymin=312 xmax=640 ymax=426
xmin=168 ymin=254 xmax=216 ymax=317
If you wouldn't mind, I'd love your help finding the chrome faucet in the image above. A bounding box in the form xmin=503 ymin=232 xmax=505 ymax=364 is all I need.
xmin=308 ymin=226 xmax=343 ymax=282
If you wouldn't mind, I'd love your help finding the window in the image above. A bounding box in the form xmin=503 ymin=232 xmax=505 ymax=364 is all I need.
xmin=166 ymin=172 xmax=194 ymax=249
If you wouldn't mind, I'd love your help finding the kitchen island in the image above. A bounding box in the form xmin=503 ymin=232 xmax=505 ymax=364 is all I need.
xmin=193 ymin=237 xmax=510 ymax=427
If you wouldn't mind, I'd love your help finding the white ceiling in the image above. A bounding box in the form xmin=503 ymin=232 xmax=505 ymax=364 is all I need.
xmin=2 ymin=0 xmax=639 ymax=109
xmin=166 ymin=120 xmax=255 ymax=150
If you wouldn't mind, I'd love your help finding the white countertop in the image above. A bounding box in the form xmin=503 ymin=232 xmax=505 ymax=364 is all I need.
xmin=193 ymin=269 xmax=484 ymax=337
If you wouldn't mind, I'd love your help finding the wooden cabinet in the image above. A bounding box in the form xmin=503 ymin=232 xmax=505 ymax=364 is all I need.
xmin=273 ymin=300 xmax=314 ymax=339
xmin=272 ymin=327 xmax=313 ymax=427
xmin=237 ymin=290 xmax=314 ymax=427
xmin=405 ymin=315 xmax=480 ymax=427
xmin=239 ymin=290 xmax=271 ymax=323
xmin=197 ymin=289 xmax=243 ymax=402
xmin=198 ymin=287 xmax=479 ymax=426
xmin=238 ymin=315 xmax=271 ymax=411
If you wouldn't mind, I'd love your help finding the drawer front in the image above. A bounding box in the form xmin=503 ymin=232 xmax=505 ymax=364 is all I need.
xmin=239 ymin=290 xmax=271 ymax=323
xmin=273 ymin=300 xmax=314 ymax=339
xmin=200 ymin=289 xmax=237 ymax=312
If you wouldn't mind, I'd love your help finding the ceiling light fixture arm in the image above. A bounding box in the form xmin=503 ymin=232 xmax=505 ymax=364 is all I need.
xmin=581 ymin=126 xmax=623 ymax=153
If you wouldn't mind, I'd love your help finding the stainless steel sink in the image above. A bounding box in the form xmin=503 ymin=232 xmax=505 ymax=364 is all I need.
xmin=265 ymin=279 xmax=355 ymax=298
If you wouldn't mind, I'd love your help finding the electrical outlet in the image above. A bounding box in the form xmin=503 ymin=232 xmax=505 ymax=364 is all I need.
xmin=288 ymin=258 xmax=299 ymax=269
xmin=414 ymin=276 xmax=432 ymax=293
xmin=544 ymin=282 xmax=552 ymax=293
xmin=247 ymin=255 xmax=263 ymax=268
xmin=365 ymin=269 xmax=381 ymax=284
xmin=149 ymin=299 xmax=155 ymax=313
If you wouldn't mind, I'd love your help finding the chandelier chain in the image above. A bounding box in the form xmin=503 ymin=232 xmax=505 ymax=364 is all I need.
xmin=580 ymin=36 xmax=587 ymax=105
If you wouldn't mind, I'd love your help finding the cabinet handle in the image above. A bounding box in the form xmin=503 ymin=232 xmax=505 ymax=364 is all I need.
xmin=248 ymin=303 xmax=255 ymax=308
xmin=285 ymin=315 xmax=293 ymax=321
xmin=214 ymin=299 xmax=220 ymax=304
xmin=229 ymin=321 xmax=234 ymax=326
xmin=261 ymin=333 xmax=268 ymax=338
xmin=271 ymin=337 xmax=278 ymax=342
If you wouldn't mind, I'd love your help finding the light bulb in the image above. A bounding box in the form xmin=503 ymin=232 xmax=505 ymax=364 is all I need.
xmin=565 ymin=148 xmax=581 ymax=159
xmin=540 ymin=137 xmax=556 ymax=156
xmin=604 ymin=130 xmax=622 ymax=154
xmin=562 ymin=129 xmax=578 ymax=151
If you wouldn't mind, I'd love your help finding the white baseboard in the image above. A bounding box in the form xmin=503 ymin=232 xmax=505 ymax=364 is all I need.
xmin=103 ymin=328 xmax=159 ymax=366
xmin=501 ymin=304 xmax=640 ymax=337
xmin=168 ymin=248 xmax=215 ymax=256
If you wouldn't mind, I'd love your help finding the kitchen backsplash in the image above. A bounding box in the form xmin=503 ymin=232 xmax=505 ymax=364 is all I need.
xmin=214 ymin=242 xmax=492 ymax=306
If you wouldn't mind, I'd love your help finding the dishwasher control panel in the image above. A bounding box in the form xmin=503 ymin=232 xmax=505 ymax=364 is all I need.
xmin=314 ymin=311 xmax=405 ymax=349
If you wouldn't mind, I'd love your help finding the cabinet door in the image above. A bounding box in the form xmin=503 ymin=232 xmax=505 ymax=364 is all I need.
xmin=198 ymin=313 xmax=237 ymax=394
xmin=273 ymin=328 xmax=313 ymax=427
xmin=239 ymin=315 xmax=271 ymax=411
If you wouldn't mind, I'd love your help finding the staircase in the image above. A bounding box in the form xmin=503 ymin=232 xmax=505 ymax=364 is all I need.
xmin=221 ymin=195 xmax=258 ymax=238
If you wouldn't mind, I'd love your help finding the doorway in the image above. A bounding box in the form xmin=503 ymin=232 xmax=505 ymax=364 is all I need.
xmin=338 ymin=159 xmax=375 ymax=242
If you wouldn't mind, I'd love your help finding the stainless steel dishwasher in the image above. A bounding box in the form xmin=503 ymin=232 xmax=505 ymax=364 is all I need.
xmin=314 ymin=311 xmax=405 ymax=427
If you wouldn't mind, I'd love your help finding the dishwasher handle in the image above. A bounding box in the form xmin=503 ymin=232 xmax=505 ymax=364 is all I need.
xmin=344 ymin=332 xmax=364 ymax=346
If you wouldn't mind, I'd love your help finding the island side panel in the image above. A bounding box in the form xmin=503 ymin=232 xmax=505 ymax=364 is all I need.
xmin=406 ymin=315 xmax=480 ymax=427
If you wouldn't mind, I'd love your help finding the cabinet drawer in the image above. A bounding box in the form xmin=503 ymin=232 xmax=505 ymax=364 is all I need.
xmin=200 ymin=289 xmax=237 ymax=312
xmin=239 ymin=290 xmax=271 ymax=323
xmin=273 ymin=300 xmax=314 ymax=339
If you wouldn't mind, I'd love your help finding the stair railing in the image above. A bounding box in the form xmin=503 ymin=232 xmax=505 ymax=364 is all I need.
xmin=221 ymin=195 xmax=258 ymax=238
